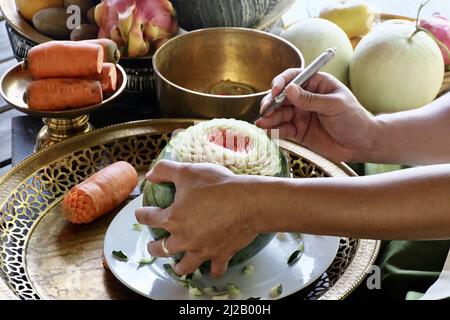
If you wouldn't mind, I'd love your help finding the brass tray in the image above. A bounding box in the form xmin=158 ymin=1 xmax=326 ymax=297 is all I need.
xmin=0 ymin=119 xmax=380 ymax=300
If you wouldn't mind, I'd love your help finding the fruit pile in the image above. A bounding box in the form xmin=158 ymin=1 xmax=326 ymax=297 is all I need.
xmin=15 ymin=0 xmax=179 ymax=58
xmin=16 ymin=0 xmax=99 ymax=41
xmin=281 ymin=0 xmax=450 ymax=115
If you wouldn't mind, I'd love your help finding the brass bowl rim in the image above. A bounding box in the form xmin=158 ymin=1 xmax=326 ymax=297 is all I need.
xmin=0 ymin=0 xmax=52 ymax=44
xmin=152 ymin=27 xmax=305 ymax=99
xmin=0 ymin=62 xmax=128 ymax=118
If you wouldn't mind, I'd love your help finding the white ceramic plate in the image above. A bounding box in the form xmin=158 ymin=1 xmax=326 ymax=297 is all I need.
xmin=104 ymin=195 xmax=340 ymax=300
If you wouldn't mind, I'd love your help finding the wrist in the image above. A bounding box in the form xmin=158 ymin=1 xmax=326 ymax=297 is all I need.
xmin=236 ymin=175 xmax=276 ymax=233
xmin=237 ymin=175 xmax=298 ymax=233
xmin=363 ymin=115 xmax=390 ymax=163
xmin=350 ymin=115 xmax=385 ymax=163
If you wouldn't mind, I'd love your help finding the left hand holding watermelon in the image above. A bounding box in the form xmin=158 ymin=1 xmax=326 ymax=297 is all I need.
xmin=135 ymin=160 xmax=259 ymax=278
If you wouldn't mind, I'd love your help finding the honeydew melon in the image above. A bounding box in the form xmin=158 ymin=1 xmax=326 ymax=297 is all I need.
xmin=281 ymin=18 xmax=354 ymax=85
xmin=350 ymin=23 xmax=445 ymax=114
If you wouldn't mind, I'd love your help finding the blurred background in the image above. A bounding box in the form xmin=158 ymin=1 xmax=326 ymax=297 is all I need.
xmin=284 ymin=0 xmax=449 ymax=24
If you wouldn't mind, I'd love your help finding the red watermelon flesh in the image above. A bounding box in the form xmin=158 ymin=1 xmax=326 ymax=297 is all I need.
xmin=207 ymin=129 xmax=252 ymax=153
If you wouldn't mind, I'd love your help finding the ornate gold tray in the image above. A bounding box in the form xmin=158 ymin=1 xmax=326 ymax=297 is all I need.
xmin=0 ymin=119 xmax=380 ymax=300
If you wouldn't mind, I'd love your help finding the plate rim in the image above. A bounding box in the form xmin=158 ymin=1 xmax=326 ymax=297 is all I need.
xmin=0 ymin=62 xmax=128 ymax=118
xmin=103 ymin=195 xmax=341 ymax=300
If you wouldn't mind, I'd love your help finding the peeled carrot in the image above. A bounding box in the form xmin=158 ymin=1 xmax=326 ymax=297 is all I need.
xmin=26 ymin=41 xmax=104 ymax=79
xmin=83 ymin=63 xmax=117 ymax=93
xmin=26 ymin=79 xmax=103 ymax=111
xmin=63 ymin=161 xmax=138 ymax=224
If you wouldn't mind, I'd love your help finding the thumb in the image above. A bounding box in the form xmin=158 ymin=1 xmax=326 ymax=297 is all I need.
xmin=146 ymin=160 xmax=183 ymax=184
xmin=285 ymin=84 xmax=336 ymax=115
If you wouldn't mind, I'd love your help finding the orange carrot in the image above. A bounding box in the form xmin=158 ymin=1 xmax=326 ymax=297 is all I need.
xmin=63 ymin=161 xmax=138 ymax=224
xmin=26 ymin=41 xmax=104 ymax=79
xmin=83 ymin=63 xmax=117 ymax=93
xmin=26 ymin=79 xmax=103 ymax=111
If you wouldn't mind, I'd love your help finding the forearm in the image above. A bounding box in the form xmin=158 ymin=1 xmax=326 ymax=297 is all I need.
xmin=246 ymin=164 xmax=450 ymax=240
xmin=366 ymin=93 xmax=450 ymax=165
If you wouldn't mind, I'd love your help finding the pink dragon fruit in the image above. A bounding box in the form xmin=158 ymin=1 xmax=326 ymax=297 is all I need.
xmin=95 ymin=0 xmax=178 ymax=58
xmin=420 ymin=13 xmax=450 ymax=65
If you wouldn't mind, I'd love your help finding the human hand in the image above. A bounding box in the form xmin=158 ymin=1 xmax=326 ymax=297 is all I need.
xmin=256 ymin=69 xmax=377 ymax=162
xmin=135 ymin=160 xmax=259 ymax=278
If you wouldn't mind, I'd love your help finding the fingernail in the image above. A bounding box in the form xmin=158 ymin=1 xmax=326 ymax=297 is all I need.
xmin=135 ymin=207 xmax=147 ymax=220
xmin=145 ymin=170 xmax=153 ymax=179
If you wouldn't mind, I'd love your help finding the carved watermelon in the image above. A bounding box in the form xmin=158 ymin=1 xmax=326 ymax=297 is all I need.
xmin=143 ymin=119 xmax=290 ymax=269
xmin=171 ymin=0 xmax=271 ymax=30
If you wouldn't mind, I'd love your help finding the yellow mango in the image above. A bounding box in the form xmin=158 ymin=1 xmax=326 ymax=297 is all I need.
xmin=15 ymin=0 xmax=64 ymax=21
xmin=319 ymin=1 xmax=375 ymax=38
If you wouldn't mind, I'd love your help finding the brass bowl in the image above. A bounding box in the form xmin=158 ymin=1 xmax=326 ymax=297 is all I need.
xmin=153 ymin=28 xmax=304 ymax=121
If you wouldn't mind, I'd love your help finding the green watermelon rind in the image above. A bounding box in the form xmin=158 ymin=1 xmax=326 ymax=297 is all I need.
xmin=142 ymin=121 xmax=291 ymax=269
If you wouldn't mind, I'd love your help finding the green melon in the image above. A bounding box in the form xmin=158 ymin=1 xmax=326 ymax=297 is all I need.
xmin=142 ymin=119 xmax=290 ymax=269
xmin=171 ymin=0 xmax=271 ymax=30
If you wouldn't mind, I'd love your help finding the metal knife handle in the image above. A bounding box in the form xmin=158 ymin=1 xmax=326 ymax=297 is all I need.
xmin=255 ymin=48 xmax=337 ymax=122
xmin=275 ymin=47 xmax=337 ymax=104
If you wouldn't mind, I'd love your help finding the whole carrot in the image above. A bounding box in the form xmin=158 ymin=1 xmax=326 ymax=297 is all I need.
xmin=81 ymin=39 xmax=121 ymax=63
xmin=26 ymin=79 xmax=103 ymax=111
xmin=26 ymin=41 xmax=104 ymax=79
xmin=83 ymin=63 xmax=117 ymax=93
xmin=63 ymin=161 xmax=139 ymax=224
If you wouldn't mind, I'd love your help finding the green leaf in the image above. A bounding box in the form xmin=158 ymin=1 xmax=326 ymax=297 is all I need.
xmin=177 ymin=279 xmax=191 ymax=288
xmin=194 ymin=269 xmax=203 ymax=278
xmin=189 ymin=285 xmax=204 ymax=296
xmin=204 ymin=287 xmax=218 ymax=295
xmin=242 ymin=265 xmax=255 ymax=275
xmin=298 ymin=242 xmax=305 ymax=252
xmin=163 ymin=263 xmax=179 ymax=278
xmin=186 ymin=273 xmax=194 ymax=281
xmin=276 ymin=233 xmax=287 ymax=241
xmin=137 ymin=257 xmax=157 ymax=268
xmin=270 ymin=284 xmax=283 ymax=298
xmin=132 ymin=223 xmax=144 ymax=232
xmin=287 ymin=250 xmax=302 ymax=265
xmin=112 ymin=250 xmax=128 ymax=261
xmin=226 ymin=283 xmax=241 ymax=297
xmin=212 ymin=294 xmax=229 ymax=300
xmin=287 ymin=243 xmax=305 ymax=266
